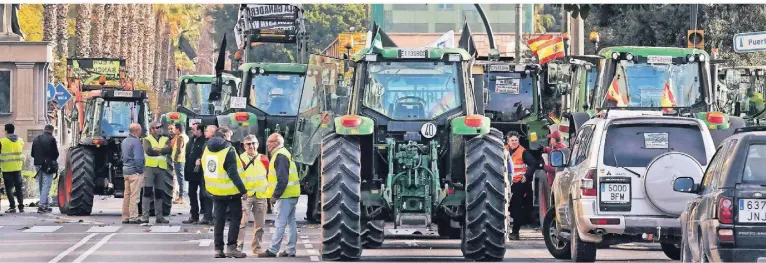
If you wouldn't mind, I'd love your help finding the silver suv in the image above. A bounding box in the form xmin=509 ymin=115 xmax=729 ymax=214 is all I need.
xmin=543 ymin=110 xmax=717 ymax=262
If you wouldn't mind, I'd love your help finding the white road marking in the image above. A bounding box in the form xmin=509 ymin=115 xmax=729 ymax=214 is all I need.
xmin=25 ymin=226 xmax=62 ymax=233
xmin=150 ymin=226 xmax=181 ymax=233
xmin=48 ymin=233 xmax=99 ymax=263
xmin=301 ymin=239 xmax=310 ymax=244
xmin=87 ymin=226 xmax=122 ymax=233
xmin=310 ymin=256 xmax=319 ymax=261
xmin=306 ymin=249 xmax=318 ymax=255
xmin=304 ymin=243 xmax=314 ymax=249
xmin=300 ymin=235 xmax=308 ymax=239
xmin=72 ymin=233 xmax=116 ymax=263
xmin=188 ymin=239 xmax=213 ymax=247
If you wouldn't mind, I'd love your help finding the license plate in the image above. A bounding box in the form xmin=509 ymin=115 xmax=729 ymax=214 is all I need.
xmin=399 ymin=49 xmax=427 ymax=58
xmin=189 ymin=119 xmax=202 ymax=126
xmin=739 ymin=199 xmax=766 ymax=223
xmin=600 ymin=183 xmax=630 ymax=203
xmin=113 ymin=91 xmax=133 ymax=97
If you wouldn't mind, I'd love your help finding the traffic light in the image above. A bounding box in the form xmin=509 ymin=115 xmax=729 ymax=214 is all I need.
xmin=687 ymin=30 xmax=704 ymax=49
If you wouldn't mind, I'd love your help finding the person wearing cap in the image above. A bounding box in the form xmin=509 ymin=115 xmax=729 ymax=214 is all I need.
xmin=542 ymin=130 xmax=568 ymax=187
xmin=141 ymin=121 xmax=173 ymax=224
xmin=505 ymin=131 xmax=536 ymax=240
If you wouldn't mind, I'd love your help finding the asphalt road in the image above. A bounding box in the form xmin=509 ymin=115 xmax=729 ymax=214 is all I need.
xmin=0 ymin=196 xmax=674 ymax=262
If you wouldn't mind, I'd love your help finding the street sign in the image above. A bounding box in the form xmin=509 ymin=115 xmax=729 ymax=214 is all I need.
xmin=733 ymin=31 xmax=766 ymax=53
xmin=54 ymin=84 xmax=72 ymax=109
xmin=46 ymin=83 xmax=55 ymax=101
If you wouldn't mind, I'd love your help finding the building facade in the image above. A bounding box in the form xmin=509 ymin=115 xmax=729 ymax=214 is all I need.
xmin=369 ymin=4 xmax=535 ymax=34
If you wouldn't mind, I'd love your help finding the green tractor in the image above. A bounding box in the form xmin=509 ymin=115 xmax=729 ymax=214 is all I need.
xmin=161 ymin=75 xmax=240 ymax=133
xmin=715 ymin=66 xmax=766 ymax=126
xmin=295 ymin=25 xmax=510 ymax=261
xmin=565 ymin=46 xmax=745 ymax=146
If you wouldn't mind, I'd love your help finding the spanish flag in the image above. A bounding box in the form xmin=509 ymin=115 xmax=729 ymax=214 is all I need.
xmin=537 ymin=37 xmax=565 ymax=64
xmin=606 ymin=78 xmax=628 ymax=107
xmin=661 ymin=81 xmax=676 ymax=113
xmin=527 ymin=35 xmax=553 ymax=55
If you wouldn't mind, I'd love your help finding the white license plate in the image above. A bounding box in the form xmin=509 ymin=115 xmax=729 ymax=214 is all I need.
xmin=739 ymin=199 xmax=766 ymax=223
xmin=113 ymin=91 xmax=133 ymax=97
xmin=600 ymin=183 xmax=630 ymax=203
xmin=399 ymin=49 xmax=427 ymax=58
xmin=189 ymin=119 xmax=202 ymax=126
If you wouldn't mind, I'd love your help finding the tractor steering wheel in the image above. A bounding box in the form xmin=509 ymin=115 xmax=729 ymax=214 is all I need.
xmin=395 ymin=96 xmax=427 ymax=107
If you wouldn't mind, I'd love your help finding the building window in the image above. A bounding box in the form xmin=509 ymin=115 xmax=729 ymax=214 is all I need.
xmin=391 ymin=23 xmax=429 ymax=33
xmin=435 ymin=23 xmax=455 ymax=33
xmin=489 ymin=4 xmax=514 ymax=10
xmin=393 ymin=4 xmax=427 ymax=11
xmin=436 ymin=4 xmax=454 ymax=10
xmin=0 ymin=71 xmax=10 ymax=114
xmin=493 ymin=23 xmax=515 ymax=32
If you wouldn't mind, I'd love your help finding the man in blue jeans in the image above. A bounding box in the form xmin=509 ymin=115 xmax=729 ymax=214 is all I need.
xmin=258 ymin=133 xmax=300 ymax=258
xmin=31 ymin=125 xmax=59 ymax=213
xmin=169 ymin=123 xmax=188 ymax=204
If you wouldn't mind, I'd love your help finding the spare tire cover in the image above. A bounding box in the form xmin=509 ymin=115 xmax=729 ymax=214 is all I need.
xmin=643 ymin=152 xmax=704 ymax=216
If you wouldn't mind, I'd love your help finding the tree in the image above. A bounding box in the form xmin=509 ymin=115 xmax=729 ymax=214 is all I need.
xmin=75 ymin=4 xmax=92 ymax=57
xmin=90 ymin=4 xmax=105 ymax=57
xmin=103 ymin=4 xmax=118 ymax=57
xmin=120 ymin=4 xmax=131 ymax=61
xmin=534 ymin=4 xmax=555 ymax=33
xmin=56 ymin=4 xmax=69 ymax=57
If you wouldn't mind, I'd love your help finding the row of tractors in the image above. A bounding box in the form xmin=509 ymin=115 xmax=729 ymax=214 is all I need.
xmin=53 ymin=3 xmax=766 ymax=262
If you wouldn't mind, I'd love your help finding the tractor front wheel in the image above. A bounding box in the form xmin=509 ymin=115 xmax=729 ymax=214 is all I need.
xmin=58 ymin=147 xmax=96 ymax=216
xmin=320 ymin=133 xmax=362 ymax=261
xmin=462 ymin=128 xmax=508 ymax=261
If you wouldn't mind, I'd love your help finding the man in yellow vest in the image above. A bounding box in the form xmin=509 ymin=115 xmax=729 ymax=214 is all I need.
xmin=258 ymin=133 xmax=300 ymax=258
xmin=169 ymin=123 xmax=188 ymax=204
xmin=141 ymin=121 xmax=173 ymax=224
xmin=202 ymin=126 xmax=248 ymax=258
xmin=1 ymin=124 xmax=25 ymax=213
xmin=236 ymin=134 xmax=270 ymax=254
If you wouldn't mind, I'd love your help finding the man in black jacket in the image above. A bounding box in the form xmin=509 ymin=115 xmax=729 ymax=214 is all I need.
xmin=31 ymin=125 xmax=59 ymax=213
xmin=183 ymin=123 xmax=212 ymax=225
xmin=506 ymin=131 xmax=537 ymax=240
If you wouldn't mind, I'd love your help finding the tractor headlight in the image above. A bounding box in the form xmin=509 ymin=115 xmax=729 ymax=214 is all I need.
xmin=184 ymin=79 xmax=191 ymax=83
xmin=611 ymin=52 xmax=620 ymax=60
xmin=258 ymin=68 xmax=265 ymax=74
xmin=625 ymin=53 xmax=634 ymax=61
xmin=250 ymin=68 xmax=257 ymax=74
xmin=687 ymin=55 xmax=696 ymax=62
xmin=698 ymin=54 xmax=706 ymax=62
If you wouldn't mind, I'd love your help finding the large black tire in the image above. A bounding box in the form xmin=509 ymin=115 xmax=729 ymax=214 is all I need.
xmin=320 ymin=133 xmax=362 ymax=261
xmin=59 ymin=147 xmax=96 ymax=216
xmin=361 ymin=220 xmax=385 ymax=248
xmin=462 ymin=128 xmax=508 ymax=261
xmin=543 ymin=208 xmax=571 ymax=259
xmin=570 ymin=206 xmax=597 ymax=262
xmin=661 ymin=242 xmax=681 ymax=260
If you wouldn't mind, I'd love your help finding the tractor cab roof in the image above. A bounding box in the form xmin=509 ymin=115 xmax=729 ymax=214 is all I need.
xmin=179 ymin=75 xmax=240 ymax=84
xmin=599 ymin=46 xmax=710 ymax=59
xmin=352 ymin=47 xmax=472 ymax=62
xmin=84 ymin=89 xmax=147 ymax=100
xmin=239 ymin=63 xmax=307 ymax=75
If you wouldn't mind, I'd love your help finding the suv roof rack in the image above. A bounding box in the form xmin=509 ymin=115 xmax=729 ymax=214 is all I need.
xmin=734 ymin=126 xmax=766 ymax=134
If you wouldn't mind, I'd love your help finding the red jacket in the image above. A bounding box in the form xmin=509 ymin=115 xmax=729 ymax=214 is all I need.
xmin=543 ymin=143 xmax=568 ymax=184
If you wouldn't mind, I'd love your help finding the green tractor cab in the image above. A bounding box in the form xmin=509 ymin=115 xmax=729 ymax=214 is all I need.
xmin=571 ymin=46 xmax=744 ymax=146
xmin=716 ymin=66 xmax=766 ymax=126
xmin=296 ymin=25 xmax=509 ymax=261
xmin=161 ymin=75 xmax=240 ymax=135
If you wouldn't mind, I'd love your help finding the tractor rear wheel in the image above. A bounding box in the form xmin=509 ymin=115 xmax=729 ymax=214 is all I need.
xmin=462 ymin=128 xmax=508 ymax=261
xmin=362 ymin=220 xmax=385 ymax=248
xmin=320 ymin=133 xmax=362 ymax=261
xmin=58 ymin=147 xmax=96 ymax=216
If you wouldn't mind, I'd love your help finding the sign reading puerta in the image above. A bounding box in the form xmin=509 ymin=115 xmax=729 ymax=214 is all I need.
xmin=235 ymin=4 xmax=301 ymax=47
xmin=68 ymin=58 xmax=124 ymax=88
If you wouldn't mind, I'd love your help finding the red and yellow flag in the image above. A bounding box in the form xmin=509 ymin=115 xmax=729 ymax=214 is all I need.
xmin=537 ymin=37 xmax=565 ymax=64
xmin=661 ymin=81 xmax=676 ymax=113
xmin=527 ymin=35 xmax=553 ymax=55
xmin=606 ymin=78 xmax=628 ymax=107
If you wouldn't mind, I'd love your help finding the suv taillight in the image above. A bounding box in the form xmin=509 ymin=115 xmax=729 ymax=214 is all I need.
xmin=718 ymin=197 xmax=734 ymax=224
xmin=581 ymin=169 xmax=598 ymax=196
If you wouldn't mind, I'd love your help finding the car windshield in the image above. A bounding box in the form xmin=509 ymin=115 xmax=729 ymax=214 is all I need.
xmin=182 ymin=82 xmax=234 ymax=115
xmin=743 ymin=144 xmax=766 ymax=183
xmin=100 ymin=100 xmax=141 ymax=137
xmin=362 ymin=61 xmax=461 ymax=120
xmin=602 ymin=123 xmax=707 ymax=167
xmin=600 ymin=62 xmax=703 ymax=108
xmin=485 ymin=72 xmax=534 ymax=120
xmin=250 ymin=74 xmax=304 ymax=116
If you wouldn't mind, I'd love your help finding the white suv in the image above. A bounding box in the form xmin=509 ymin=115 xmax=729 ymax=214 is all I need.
xmin=543 ymin=110 xmax=717 ymax=262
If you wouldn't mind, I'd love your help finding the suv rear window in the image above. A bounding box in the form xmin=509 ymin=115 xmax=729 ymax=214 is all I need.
xmin=603 ymin=124 xmax=708 ymax=167
xmin=743 ymin=144 xmax=766 ymax=183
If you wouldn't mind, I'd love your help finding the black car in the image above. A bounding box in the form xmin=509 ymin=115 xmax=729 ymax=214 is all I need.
xmin=673 ymin=129 xmax=766 ymax=262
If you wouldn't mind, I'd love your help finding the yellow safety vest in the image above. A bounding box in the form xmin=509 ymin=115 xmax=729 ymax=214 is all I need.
xmin=144 ymin=135 xmax=169 ymax=169
xmin=240 ymin=152 xmax=270 ymax=198
xmin=0 ymin=137 xmax=24 ymax=172
xmin=202 ymin=147 xmax=248 ymax=196
xmin=171 ymin=134 xmax=189 ymax=163
xmin=267 ymin=147 xmax=300 ymax=199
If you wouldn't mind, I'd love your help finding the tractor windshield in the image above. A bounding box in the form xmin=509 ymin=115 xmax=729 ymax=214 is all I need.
xmin=250 ymin=74 xmax=304 ymax=116
xmin=485 ymin=72 xmax=535 ymax=119
xmin=100 ymin=100 xmax=142 ymax=137
xmin=182 ymin=82 xmax=234 ymax=115
xmin=599 ymin=61 xmax=703 ymax=109
xmin=363 ymin=61 xmax=461 ymax=120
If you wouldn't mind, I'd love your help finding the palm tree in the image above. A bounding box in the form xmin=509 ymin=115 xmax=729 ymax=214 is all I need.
xmin=56 ymin=4 xmax=68 ymax=57
xmin=120 ymin=4 xmax=130 ymax=61
xmin=144 ymin=5 xmax=157 ymax=86
xmin=534 ymin=4 xmax=555 ymax=33
xmin=103 ymin=4 xmax=117 ymax=57
xmin=90 ymin=4 xmax=105 ymax=57
xmin=129 ymin=4 xmax=140 ymax=79
xmin=75 ymin=4 xmax=92 ymax=57
xmin=44 ymin=4 xmax=58 ymax=82
xmin=153 ymin=10 xmax=166 ymax=90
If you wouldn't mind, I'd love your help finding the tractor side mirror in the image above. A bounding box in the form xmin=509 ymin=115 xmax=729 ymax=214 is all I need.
xmin=550 ymin=149 xmax=570 ymax=167
xmin=209 ymin=76 xmax=223 ymax=101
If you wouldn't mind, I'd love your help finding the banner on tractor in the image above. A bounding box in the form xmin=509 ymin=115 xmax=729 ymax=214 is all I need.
xmin=235 ymin=4 xmax=300 ymax=46
xmin=68 ymin=58 xmax=123 ymax=87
